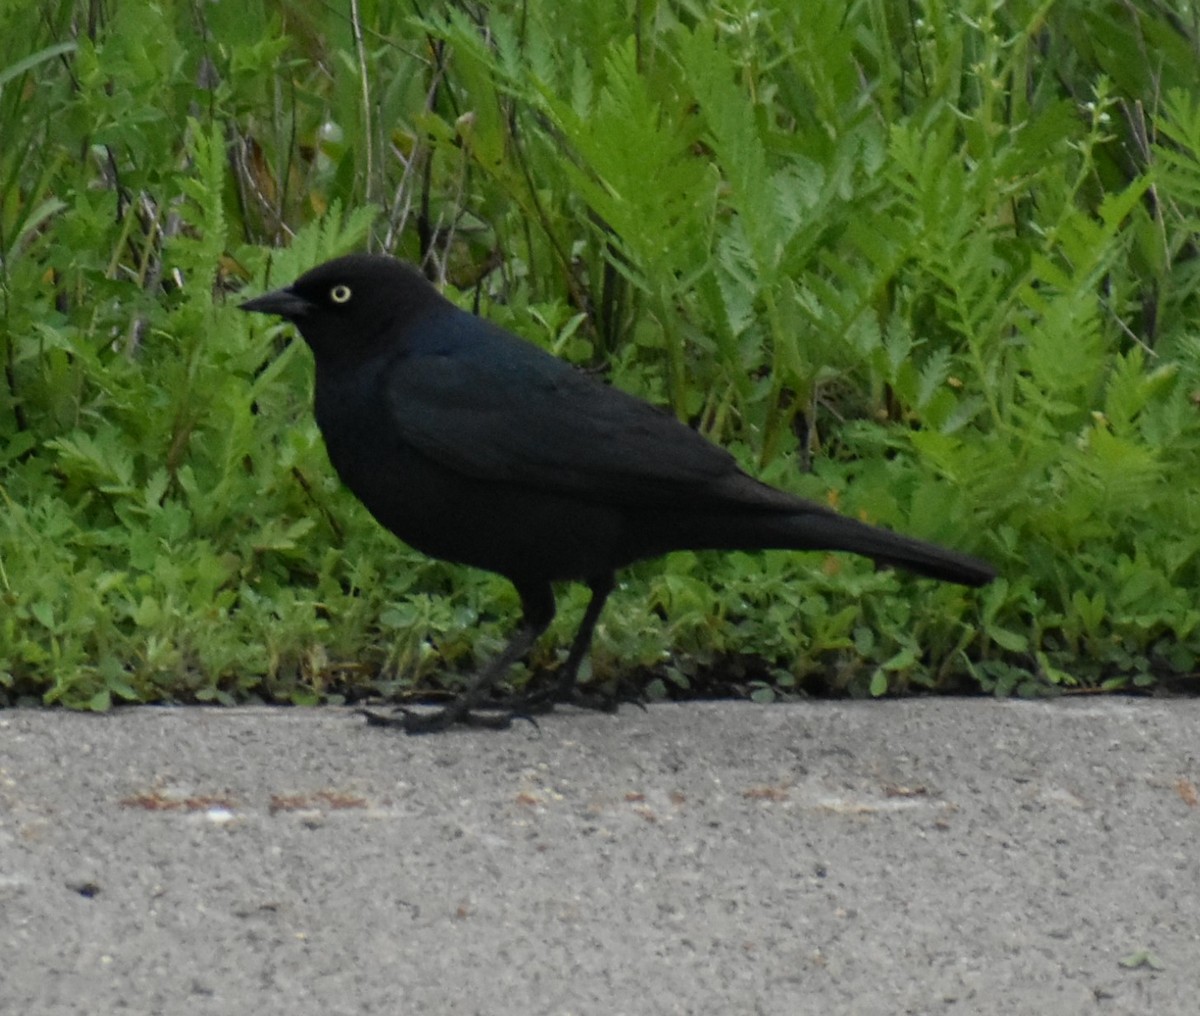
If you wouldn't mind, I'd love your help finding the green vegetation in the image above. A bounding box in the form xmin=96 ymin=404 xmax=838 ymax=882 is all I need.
xmin=2 ymin=0 xmax=1199 ymax=709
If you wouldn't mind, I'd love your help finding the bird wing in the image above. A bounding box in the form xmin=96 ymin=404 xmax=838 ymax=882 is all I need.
xmin=384 ymin=341 xmax=745 ymax=508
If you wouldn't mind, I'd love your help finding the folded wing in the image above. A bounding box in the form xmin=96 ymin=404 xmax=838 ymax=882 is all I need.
xmin=385 ymin=328 xmax=752 ymax=508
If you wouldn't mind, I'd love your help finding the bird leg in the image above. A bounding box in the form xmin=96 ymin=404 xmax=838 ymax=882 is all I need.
xmin=360 ymin=582 xmax=554 ymax=734
xmin=519 ymin=574 xmax=618 ymax=713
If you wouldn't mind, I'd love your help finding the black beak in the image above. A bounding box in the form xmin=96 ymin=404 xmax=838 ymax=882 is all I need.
xmin=239 ymin=286 xmax=312 ymax=320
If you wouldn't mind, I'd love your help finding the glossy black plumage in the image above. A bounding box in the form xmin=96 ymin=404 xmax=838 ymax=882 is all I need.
xmin=240 ymin=254 xmax=996 ymax=731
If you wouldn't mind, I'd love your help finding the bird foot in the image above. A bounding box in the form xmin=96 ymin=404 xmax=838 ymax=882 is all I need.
xmin=356 ymin=703 xmax=536 ymax=735
xmin=515 ymin=679 xmax=640 ymax=716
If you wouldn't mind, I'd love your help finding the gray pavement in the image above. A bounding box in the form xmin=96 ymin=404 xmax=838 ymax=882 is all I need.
xmin=1 ymin=698 xmax=1197 ymax=1015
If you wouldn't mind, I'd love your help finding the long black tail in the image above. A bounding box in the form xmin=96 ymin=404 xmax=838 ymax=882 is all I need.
xmin=771 ymin=510 xmax=997 ymax=586
xmin=636 ymin=504 xmax=997 ymax=587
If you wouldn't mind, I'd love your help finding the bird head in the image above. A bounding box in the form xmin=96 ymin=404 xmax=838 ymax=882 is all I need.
xmin=239 ymin=254 xmax=446 ymax=362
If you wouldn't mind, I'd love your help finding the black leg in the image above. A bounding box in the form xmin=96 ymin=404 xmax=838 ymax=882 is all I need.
xmin=516 ymin=573 xmax=617 ymax=713
xmin=360 ymin=581 xmax=555 ymax=734
xmin=554 ymin=573 xmax=615 ymax=699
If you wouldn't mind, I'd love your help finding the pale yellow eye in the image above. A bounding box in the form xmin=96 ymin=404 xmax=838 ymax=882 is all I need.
xmin=330 ymin=284 xmax=352 ymax=304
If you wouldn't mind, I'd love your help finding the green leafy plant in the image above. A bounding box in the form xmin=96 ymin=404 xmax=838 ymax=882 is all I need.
xmin=2 ymin=0 xmax=1199 ymax=708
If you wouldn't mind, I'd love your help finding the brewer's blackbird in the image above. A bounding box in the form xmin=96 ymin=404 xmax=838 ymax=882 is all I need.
xmin=240 ymin=254 xmax=996 ymax=732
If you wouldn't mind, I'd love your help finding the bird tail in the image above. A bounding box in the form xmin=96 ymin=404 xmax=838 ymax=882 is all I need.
xmin=768 ymin=510 xmax=997 ymax=586
xmin=637 ymin=506 xmax=997 ymax=587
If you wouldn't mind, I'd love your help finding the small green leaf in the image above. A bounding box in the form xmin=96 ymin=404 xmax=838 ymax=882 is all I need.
xmin=869 ymin=670 xmax=889 ymax=697
xmin=989 ymin=628 xmax=1029 ymax=653
xmin=1119 ymin=950 xmax=1165 ymax=971
xmin=86 ymin=689 xmax=112 ymax=712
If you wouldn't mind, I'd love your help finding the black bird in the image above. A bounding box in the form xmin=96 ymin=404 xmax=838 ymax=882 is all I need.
xmin=240 ymin=254 xmax=996 ymax=732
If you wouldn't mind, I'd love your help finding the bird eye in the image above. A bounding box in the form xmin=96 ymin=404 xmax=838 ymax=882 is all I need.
xmin=330 ymin=284 xmax=352 ymax=304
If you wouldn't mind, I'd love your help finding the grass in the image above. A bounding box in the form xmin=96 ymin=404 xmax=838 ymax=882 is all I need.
xmin=2 ymin=0 xmax=1200 ymax=708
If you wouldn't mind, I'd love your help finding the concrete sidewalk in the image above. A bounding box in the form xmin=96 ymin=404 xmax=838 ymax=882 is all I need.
xmin=2 ymin=698 xmax=1197 ymax=1015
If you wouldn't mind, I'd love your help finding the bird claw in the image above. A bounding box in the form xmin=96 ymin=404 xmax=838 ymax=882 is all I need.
xmin=355 ymin=704 xmax=536 ymax=735
xmin=563 ymin=688 xmax=622 ymax=713
xmin=515 ymin=678 xmax=640 ymax=716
